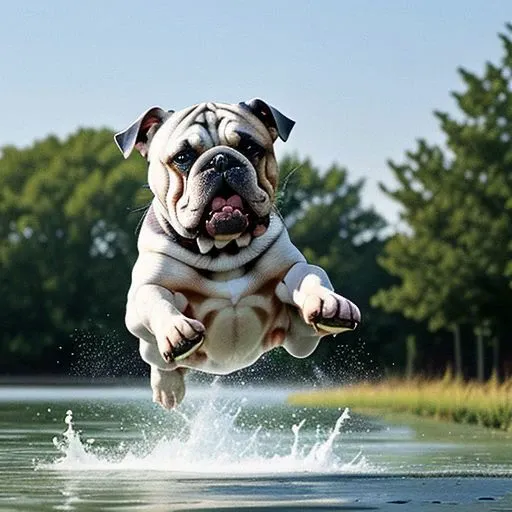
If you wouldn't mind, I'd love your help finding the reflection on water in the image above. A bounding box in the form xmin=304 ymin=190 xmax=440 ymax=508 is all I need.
xmin=0 ymin=383 xmax=511 ymax=511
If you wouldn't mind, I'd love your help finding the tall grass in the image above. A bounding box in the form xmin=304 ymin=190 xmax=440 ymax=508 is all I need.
xmin=288 ymin=375 xmax=512 ymax=431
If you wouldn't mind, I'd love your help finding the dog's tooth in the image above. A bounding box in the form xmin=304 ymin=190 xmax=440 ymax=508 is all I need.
xmin=197 ymin=236 xmax=214 ymax=254
xmin=195 ymin=113 xmax=206 ymax=123
xmin=236 ymin=233 xmax=251 ymax=248
xmin=214 ymin=238 xmax=231 ymax=249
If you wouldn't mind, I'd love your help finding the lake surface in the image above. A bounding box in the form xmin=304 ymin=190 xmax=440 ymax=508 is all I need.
xmin=0 ymin=383 xmax=511 ymax=511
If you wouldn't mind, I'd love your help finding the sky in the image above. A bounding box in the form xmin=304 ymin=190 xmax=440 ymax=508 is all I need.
xmin=1 ymin=1 xmax=510 ymax=225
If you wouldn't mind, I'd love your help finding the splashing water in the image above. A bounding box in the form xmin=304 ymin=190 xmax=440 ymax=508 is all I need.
xmin=45 ymin=389 xmax=370 ymax=476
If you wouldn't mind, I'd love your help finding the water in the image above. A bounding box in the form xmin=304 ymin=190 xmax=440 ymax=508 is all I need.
xmin=0 ymin=383 xmax=511 ymax=511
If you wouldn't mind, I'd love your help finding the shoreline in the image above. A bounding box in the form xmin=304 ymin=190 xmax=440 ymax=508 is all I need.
xmin=287 ymin=378 xmax=512 ymax=431
xmin=0 ymin=375 xmax=147 ymax=386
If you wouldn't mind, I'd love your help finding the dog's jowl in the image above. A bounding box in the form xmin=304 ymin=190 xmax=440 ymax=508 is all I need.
xmin=115 ymin=99 xmax=361 ymax=409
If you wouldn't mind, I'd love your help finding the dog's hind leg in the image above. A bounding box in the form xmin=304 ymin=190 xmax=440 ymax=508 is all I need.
xmin=150 ymin=366 xmax=187 ymax=409
xmin=138 ymin=340 xmax=187 ymax=409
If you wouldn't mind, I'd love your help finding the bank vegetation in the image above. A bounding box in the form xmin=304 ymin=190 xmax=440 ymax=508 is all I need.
xmin=288 ymin=375 xmax=512 ymax=430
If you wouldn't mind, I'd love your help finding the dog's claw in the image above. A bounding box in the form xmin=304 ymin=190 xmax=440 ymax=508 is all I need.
xmin=313 ymin=316 xmax=359 ymax=334
xmin=171 ymin=334 xmax=205 ymax=362
xmin=301 ymin=288 xmax=361 ymax=335
xmin=163 ymin=350 xmax=174 ymax=363
xmin=158 ymin=317 xmax=206 ymax=365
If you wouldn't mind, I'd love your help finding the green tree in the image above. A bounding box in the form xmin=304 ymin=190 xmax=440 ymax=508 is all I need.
xmin=0 ymin=136 xmax=390 ymax=381
xmin=373 ymin=24 xmax=512 ymax=380
xmin=0 ymin=129 xmax=150 ymax=374
xmin=261 ymin=155 xmax=395 ymax=382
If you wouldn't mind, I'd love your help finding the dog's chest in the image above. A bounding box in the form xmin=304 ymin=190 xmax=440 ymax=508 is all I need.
xmin=182 ymin=269 xmax=289 ymax=373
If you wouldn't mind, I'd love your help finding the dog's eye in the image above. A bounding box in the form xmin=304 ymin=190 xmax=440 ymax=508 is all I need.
xmin=238 ymin=139 xmax=264 ymax=162
xmin=172 ymin=149 xmax=197 ymax=171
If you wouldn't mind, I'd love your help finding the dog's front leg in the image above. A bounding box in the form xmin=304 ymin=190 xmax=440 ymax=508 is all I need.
xmin=276 ymin=263 xmax=361 ymax=356
xmin=126 ymin=284 xmax=205 ymax=408
xmin=129 ymin=284 xmax=205 ymax=364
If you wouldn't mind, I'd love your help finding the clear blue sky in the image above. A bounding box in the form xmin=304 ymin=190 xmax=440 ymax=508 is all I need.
xmin=1 ymin=1 xmax=510 ymax=224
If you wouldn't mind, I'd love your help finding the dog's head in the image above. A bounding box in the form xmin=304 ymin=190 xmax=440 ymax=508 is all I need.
xmin=115 ymin=99 xmax=294 ymax=254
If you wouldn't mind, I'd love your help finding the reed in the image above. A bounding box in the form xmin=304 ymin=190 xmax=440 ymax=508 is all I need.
xmin=288 ymin=374 xmax=512 ymax=431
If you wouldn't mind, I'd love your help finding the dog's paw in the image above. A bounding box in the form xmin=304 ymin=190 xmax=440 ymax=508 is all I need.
xmin=151 ymin=367 xmax=186 ymax=409
xmin=155 ymin=315 xmax=205 ymax=364
xmin=293 ymin=275 xmax=361 ymax=334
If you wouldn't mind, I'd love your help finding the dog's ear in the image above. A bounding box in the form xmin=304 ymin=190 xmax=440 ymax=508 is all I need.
xmin=114 ymin=107 xmax=173 ymax=159
xmin=240 ymin=98 xmax=295 ymax=142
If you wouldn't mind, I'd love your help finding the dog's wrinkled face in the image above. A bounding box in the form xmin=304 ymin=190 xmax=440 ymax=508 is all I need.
xmin=150 ymin=102 xmax=278 ymax=251
xmin=115 ymin=100 xmax=294 ymax=254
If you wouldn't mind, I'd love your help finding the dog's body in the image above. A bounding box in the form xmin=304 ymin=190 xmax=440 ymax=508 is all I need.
xmin=116 ymin=100 xmax=361 ymax=408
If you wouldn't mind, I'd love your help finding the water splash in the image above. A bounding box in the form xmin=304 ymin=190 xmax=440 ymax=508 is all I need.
xmin=51 ymin=410 xmax=99 ymax=467
xmin=44 ymin=390 xmax=371 ymax=476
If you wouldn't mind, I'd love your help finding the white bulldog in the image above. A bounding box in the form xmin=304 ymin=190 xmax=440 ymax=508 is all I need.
xmin=115 ymin=99 xmax=361 ymax=408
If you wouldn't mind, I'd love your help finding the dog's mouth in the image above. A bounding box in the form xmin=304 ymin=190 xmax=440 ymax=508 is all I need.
xmin=205 ymin=194 xmax=249 ymax=240
xmin=197 ymin=185 xmax=270 ymax=253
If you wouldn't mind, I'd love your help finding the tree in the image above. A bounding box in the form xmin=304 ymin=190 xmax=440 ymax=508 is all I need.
xmin=373 ymin=24 xmax=512 ymax=379
xmin=372 ymin=140 xmax=475 ymax=378
xmin=0 ymin=136 xmax=390 ymax=380
xmin=0 ymin=129 xmax=150 ymax=375
xmin=260 ymin=155 xmax=395 ymax=382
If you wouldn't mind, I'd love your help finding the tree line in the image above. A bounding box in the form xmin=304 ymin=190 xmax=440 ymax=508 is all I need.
xmin=1 ymin=25 xmax=512 ymax=382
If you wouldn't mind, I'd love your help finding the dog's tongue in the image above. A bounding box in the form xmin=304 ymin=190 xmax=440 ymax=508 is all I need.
xmin=211 ymin=195 xmax=244 ymax=212
xmin=206 ymin=194 xmax=249 ymax=240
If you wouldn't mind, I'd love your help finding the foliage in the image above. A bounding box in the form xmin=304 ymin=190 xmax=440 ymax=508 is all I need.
xmin=288 ymin=375 xmax=512 ymax=431
xmin=372 ymin=24 xmax=512 ymax=378
xmin=0 ymin=129 xmax=151 ymax=374
xmin=266 ymin=155 xmax=402 ymax=381
xmin=0 ymin=137 xmax=392 ymax=377
xmin=277 ymin=155 xmax=386 ymax=300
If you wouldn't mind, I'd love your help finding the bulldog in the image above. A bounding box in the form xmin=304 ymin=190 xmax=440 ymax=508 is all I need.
xmin=115 ymin=99 xmax=361 ymax=409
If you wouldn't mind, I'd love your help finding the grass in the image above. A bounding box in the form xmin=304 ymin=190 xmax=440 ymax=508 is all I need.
xmin=288 ymin=375 xmax=512 ymax=431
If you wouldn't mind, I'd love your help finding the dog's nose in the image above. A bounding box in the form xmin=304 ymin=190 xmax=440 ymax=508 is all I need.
xmin=211 ymin=153 xmax=228 ymax=172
